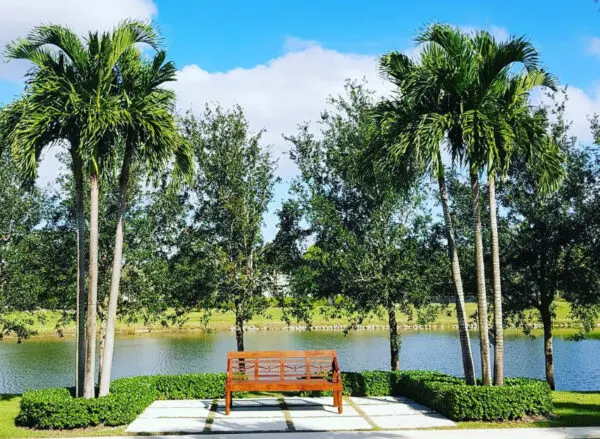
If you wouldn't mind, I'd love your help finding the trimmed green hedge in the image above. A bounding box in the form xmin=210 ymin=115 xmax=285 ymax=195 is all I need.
xmin=17 ymin=370 xmax=552 ymax=429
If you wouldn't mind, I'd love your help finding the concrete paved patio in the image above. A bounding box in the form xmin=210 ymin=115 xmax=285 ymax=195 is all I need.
xmin=125 ymin=396 xmax=455 ymax=434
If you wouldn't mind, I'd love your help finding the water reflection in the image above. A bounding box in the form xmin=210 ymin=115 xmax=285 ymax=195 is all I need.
xmin=0 ymin=330 xmax=598 ymax=393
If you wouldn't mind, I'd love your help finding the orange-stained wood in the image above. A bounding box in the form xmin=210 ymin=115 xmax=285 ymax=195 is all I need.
xmin=225 ymin=349 xmax=343 ymax=415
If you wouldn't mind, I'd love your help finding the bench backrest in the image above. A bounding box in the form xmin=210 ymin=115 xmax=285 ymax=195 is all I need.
xmin=227 ymin=350 xmax=339 ymax=381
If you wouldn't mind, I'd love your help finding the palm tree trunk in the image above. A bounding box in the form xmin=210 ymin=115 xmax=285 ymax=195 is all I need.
xmin=98 ymin=153 xmax=131 ymax=397
xmin=488 ymin=174 xmax=504 ymax=386
xmin=97 ymin=310 xmax=107 ymax=386
xmin=387 ymin=302 xmax=400 ymax=371
xmin=73 ymin=153 xmax=87 ymax=398
xmin=437 ymin=163 xmax=476 ymax=385
xmin=470 ymin=168 xmax=491 ymax=386
xmin=83 ymin=172 xmax=100 ymax=399
xmin=540 ymin=303 xmax=556 ymax=390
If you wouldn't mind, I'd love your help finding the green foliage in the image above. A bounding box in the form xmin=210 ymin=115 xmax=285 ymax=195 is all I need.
xmin=17 ymin=371 xmax=551 ymax=429
xmin=394 ymin=372 xmax=552 ymax=421
xmin=174 ymin=106 xmax=278 ymax=346
xmin=153 ymin=374 xmax=226 ymax=399
xmin=306 ymin=370 xmax=551 ymax=421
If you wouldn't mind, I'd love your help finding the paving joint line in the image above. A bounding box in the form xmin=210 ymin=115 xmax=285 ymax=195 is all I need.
xmin=344 ymin=396 xmax=379 ymax=430
xmin=278 ymin=397 xmax=296 ymax=432
xmin=202 ymin=399 xmax=218 ymax=433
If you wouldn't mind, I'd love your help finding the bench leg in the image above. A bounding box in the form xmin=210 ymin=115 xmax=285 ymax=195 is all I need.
xmin=225 ymin=390 xmax=231 ymax=415
xmin=336 ymin=390 xmax=343 ymax=414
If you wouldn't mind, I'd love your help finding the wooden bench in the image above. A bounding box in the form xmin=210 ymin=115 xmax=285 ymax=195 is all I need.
xmin=225 ymin=350 xmax=343 ymax=415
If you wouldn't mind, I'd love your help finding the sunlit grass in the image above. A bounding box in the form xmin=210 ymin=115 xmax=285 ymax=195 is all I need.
xmin=4 ymin=299 xmax=599 ymax=340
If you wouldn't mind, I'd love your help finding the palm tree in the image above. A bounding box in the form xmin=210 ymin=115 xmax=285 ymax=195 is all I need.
xmin=374 ymin=53 xmax=477 ymax=385
xmin=487 ymin=71 xmax=561 ymax=385
xmin=98 ymin=49 xmax=191 ymax=397
xmin=6 ymin=20 xmax=160 ymax=398
xmin=3 ymin=29 xmax=90 ymax=397
xmin=411 ymin=24 xmax=552 ymax=385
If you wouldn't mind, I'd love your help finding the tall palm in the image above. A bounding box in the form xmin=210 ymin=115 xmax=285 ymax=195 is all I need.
xmin=6 ymin=20 xmax=160 ymax=398
xmin=374 ymin=53 xmax=477 ymax=385
xmin=487 ymin=71 xmax=561 ymax=385
xmin=411 ymin=25 xmax=550 ymax=385
xmin=3 ymin=29 xmax=90 ymax=397
xmin=98 ymin=49 xmax=191 ymax=396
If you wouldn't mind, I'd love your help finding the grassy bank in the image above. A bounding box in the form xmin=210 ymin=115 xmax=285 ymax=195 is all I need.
xmin=458 ymin=391 xmax=600 ymax=429
xmin=4 ymin=300 xmax=599 ymax=339
xmin=1 ymin=391 xmax=598 ymax=437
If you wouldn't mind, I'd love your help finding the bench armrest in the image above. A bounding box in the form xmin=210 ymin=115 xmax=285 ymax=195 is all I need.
xmin=332 ymin=357 xmax=341 ymax=383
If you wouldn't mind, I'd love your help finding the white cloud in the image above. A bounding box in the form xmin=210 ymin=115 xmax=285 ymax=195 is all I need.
xmin=0 ymin=0 xmax=157 ymax=81
xmin=170 ymin=42 xmax=392 ymax=178
xmin=587 ymin=37 xmax=600 ymax=58
xmin=283 ymin=36 xmax=320 ymax=52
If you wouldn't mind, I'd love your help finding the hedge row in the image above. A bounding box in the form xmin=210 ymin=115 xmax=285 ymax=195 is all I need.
xmin=17 ymin=370 xmax=552 ymax=429
xmin=338 ymin=370 xmax=553 ymax=421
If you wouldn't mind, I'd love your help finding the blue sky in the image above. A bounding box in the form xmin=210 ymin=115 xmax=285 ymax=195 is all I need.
xmin=1 ymin=0 xmax=599 ymax=239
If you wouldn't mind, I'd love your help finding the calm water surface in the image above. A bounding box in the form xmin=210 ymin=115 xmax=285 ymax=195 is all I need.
xmin=1 ymin=330 xmax=598 ymax=393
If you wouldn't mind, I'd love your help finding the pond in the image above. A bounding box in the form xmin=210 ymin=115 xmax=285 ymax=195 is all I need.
xmin=1 ymin=330 xmax=599 ymax=394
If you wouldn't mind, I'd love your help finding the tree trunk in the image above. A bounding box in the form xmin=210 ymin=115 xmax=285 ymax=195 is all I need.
xmin=387 ymin=302 xmax=400 ymax=371
xmin=83 ymin=173 xmax=100 ymax=399
xmin=470 ymin=169 xmax=491 ymax=386
xmin=488 ymin=174 xmax=504 ymax=386
xmin=235 ymin=314 xmax=245 ymax=352
xmin=73 ymin=153 xmax=87 ymax=398
xmin=438 ymin=162 xmax=476 ymax=385
xmin=97 ymin=311 xmax=107 ymax=386
xmin=99 ymin=154 xmax=131 ymax=397
xmin=540 ymin=304 xmax=556 ymax=390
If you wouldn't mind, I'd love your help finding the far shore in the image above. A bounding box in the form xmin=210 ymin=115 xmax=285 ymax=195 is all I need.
xmin=3 ymin=301 xmax=599 ymax=342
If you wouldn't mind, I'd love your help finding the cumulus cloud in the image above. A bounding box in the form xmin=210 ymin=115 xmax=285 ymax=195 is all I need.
xmin=0 ymin=0 xmax=157 ymax=81
xmin=170 ymin=42 xmax=392 ymax=178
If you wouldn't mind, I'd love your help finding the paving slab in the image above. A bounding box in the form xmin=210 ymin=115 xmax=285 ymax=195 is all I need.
xmin=126 ymin=417 xmax=207 ymax=434
xmin=292 ymin=415 xmax=372 ymax=431
xmin=149 ymin=399 xmax=212 ymax=408
xmin=214 ymin=406 xmax=284 ymax=418
xmin=210 ymin=416 xmax=288 ymax=432
xmin=287 ymin=404 xmax=359 ymax=417
xmin=371 ymin=412 xmax=456 ymax=429
xmin=284 ymin=396 xmax=335 ymax=407
xmin=358 ymin=402 xmax=433 ymax=416
xmin=138 ymin=406 xmax=212 ymax=419
xmin=350 ymin=396 xmax=413 ymax=405
xmin=216 ymin=397 xmax=280 ymax=408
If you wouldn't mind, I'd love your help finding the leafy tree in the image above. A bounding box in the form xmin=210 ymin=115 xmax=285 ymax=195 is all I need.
xmin=177 ymin=106 xmax=277 ymax=351
xmin=0 ymin=149 xmax=47 ymax=341
xmin=501 ymin=92 xmax=600 ymax=389
xmin=286 ymin=82 xmax=439 ymax=370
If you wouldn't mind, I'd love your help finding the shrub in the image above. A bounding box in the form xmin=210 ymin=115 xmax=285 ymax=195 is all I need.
xmin=154 ymin=373 xmax=226 ymax=399
xmin=17 ymin=370 xmax=552 ymax=429
xmin=395 ymin=371 xmax=553 ymax=421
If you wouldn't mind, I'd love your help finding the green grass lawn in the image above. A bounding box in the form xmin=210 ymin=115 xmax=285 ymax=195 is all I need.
xmin=1 ymin=391 xmax=598 ymax=437
xmin=6 ymin=299 xmax=598 ymax=339
xmin=457 ymin=391 xmax=600 ymax=429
